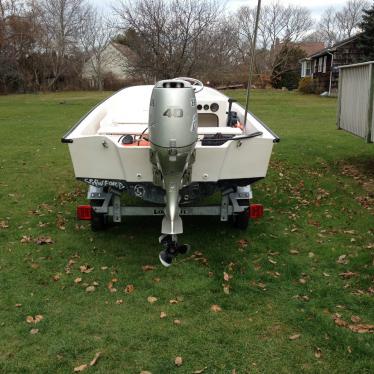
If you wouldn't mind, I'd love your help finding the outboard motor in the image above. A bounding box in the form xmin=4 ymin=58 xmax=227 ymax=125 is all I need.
xmin=148 ymin=79 xmax=198 ymax=266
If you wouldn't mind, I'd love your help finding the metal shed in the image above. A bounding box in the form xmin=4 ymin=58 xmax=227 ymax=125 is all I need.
xmin=337 ymin=61 xmax=374 ymax=143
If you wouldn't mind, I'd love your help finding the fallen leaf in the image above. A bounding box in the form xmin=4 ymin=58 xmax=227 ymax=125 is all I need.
xmin=124 ymin=284 xmax=135 ymax=294
xmin=153 ymin=277 xmax=161 ymax=283
xmin=289 ymin=249 xmax=299 ymax=255
xmin=169 ymin=299 xmax=178 ymax=304
xmin=268 ymin=258 xmax=277 ymax=264
xmin=15 ymin=304 xmax=22 ymax=308
xmin=223 ymin=272 xmax=231 ymax=282
xmin=34 ymin=236 xmax=54 ymax=245
xmin=140 ymin=372 xmax=152 ymax=374
xmin=210 ymin=304 xmax=222 ymax=313
xmin=193 ymin=367 xmax=208 ymax=374
xmin=299 ymin=278 xmax=307 ymax=284
xmin=89 ymin=352 xmax=101 ymax=366
xmin=107 ymin=282 xmax=117 ymax=293
xmin=175 ymin=356 xmax=183 ymax=367
xmin=74 ymin=277 xmax=82 ymax=284
xmin=26 ymin=315 xmax=44 ymax=324
xmin=223 ymin=284 xmax=230 ymax=294
xmin=80 ymin=265 xmax=94 ymax=273
xmin=20 ymin=235 xmax=32 ymax=243
xmin=116 ymin=299 xmax=123 ymax=305
xmin=323 ymin=272 xmax=330 ymax=277
xmin=147 ymin=296 xmax=158 ymax=304
xmin=101 ymin=266 xmax=108 ymax=270
xmin=314 ymin=347 xmax=322 ymax=359
xmin=348 ymin=324 xmax=374 ymax=333
xmin=289 ymin=334 xmax=301 ymax=340
xmin=85 ymin=286 xmax=96 ymax=293
xmin=347 ymin=346 xmax=352 ymax=354
xmin=308 ymin=252 xmax=315 ymax=258
xmin=56 ymin=215 xmax=66 ymax=230
xmin=52 ymin=274 xmax=61 ymax=282
xmin=237 ymin=239 xmax=248 ymax=249
xmin=0 ymin=220 xmax=9 ymax=229
xmin=74 ymin=364 xmax=88 ymax=372
xmin=142 ymin=265 xmax=156 ymax=272
xmin=30 ymin=328 xmax=39 ymax=335
xmin=173 ymin=319 xmax=181 ymax=325
xmin=333 ymin=314 xmax=348 ymax=327
xmin=339 ymin=271 xmax=358 ymax=279
xmin=351 ymin=315 xmax=361 ymax=323
xmin=160 ymin=312 xmax=167 ymax=319
xmin=337 ymin=255 xmax=349 ymax=265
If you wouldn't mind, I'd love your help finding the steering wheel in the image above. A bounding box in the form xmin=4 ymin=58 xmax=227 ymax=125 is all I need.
xmin=173 ymin=77 xmax=204 ymax=93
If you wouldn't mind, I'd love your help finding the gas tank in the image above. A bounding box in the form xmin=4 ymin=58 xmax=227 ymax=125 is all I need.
xmin=148 ymin=79 xmax=198 ymax=148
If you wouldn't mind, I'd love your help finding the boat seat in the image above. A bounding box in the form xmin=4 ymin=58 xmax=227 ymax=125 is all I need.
xmin=97 ymin=123 xmax=242 ymax=136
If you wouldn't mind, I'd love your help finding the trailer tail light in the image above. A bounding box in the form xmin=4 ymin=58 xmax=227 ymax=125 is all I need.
xmin=77 ymin=205 xmax=92 ymax=220
xmin=249 ymin=204 xmax=264 ymax=219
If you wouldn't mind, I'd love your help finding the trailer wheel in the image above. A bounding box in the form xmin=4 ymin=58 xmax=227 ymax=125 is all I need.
xmin=90 ymin=200 xmax=107 ymax=231
xmin=233 ymin=209 xmax=249 ymax=230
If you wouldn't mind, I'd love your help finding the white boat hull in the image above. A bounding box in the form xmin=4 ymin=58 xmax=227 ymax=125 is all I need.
xmin=63 ymin=85 xmax=278 ymax=184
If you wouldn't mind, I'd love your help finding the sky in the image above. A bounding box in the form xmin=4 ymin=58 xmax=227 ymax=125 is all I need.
xmin=90 ymin=0 xmax=353 ymax=20
xmin=227 ymin=0 xmax=352 ymax=18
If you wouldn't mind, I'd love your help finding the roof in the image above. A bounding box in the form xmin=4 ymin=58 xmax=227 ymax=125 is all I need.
xmin=273 ymin=41 xmax=324 ymax=57
xmin=298 ymin=42 xmax=325 ymax=56
xmin=304 ymin=33 xmax=362 ymax=60
xmin=111 ymin=43 xmax=134 ymax=57
xmin=338 ymin=60 xmax=374 ymax=69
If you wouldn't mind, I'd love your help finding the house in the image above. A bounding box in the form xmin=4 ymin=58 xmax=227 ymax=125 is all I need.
xmin=300 ymin=34 xmax=365 ymax=95
xmin=272 ymin=39 xmax=324 ymax=57
xmin=82 ymin=42 xmax=135 ymax=89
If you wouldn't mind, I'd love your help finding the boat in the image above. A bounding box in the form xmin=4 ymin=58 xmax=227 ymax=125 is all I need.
xmin=62 ymin=77 xmax=279 ymax=266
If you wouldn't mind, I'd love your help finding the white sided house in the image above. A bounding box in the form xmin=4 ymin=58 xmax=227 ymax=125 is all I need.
xmin=82 ymin=43 xmax=133 ymax=89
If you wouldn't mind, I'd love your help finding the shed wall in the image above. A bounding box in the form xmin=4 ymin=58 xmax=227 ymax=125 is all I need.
xmin=338 ymin=62 xmax=374 ymax=143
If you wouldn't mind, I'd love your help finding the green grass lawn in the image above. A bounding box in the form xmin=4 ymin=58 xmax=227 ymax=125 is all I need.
xmin=0 ymin=89 xmax=373 ymax=373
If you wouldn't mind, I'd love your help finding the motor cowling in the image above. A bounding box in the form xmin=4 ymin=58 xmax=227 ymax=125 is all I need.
xmin=148 ymin=79 xmax=198 ymax=234
xmin=149 ymin=79 xmax=198 ymax=148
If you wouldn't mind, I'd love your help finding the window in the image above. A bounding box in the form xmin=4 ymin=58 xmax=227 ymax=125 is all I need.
xmin=306 ymin=61 xmax=311 ymax=76
xmin=323 ymin=56 xmax=327 ymax=73
xmin=314 ymin=59 xmax=318 ymax=73
xmin=301 ymin=61 xmax=312 ymax=77
xmin=318 ymin=57 xmax=323 ymax=72
xmin=301 ymin=61 xmax=306 ymax=77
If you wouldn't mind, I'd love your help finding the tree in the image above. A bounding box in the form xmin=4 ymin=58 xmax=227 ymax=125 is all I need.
xmin=0 ymin=0 xmax=38 ymax=92
xmin=317 ymin=7 xmax=339 ymax=46
xmin=358 ymin=2 xmax=374 ymax=61
xmin=271 ymin=45 xmax=306 ymax=90
xmin=235 ymin=2 xmax=313 ymax=77
xmin=318 ymin=0 xmax=369 ymax=46
xmin=79 ymin=8 xmax=115 ymax=90
xmin=35 ymin=0 xmax=90 ymax=89
xmin=114 ymin=0 xmax=221 ymax=81
xmin=336 ymin=0 xmax=369 ymax=38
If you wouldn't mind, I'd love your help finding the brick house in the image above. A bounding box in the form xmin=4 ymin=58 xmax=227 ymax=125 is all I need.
xmin=300 ymin=34 xmax=365 ymax=95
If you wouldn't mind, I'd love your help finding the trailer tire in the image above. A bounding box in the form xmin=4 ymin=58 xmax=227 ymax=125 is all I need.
xmin=233 ymin=209 xmax=249 ymax=230
xmin=90 ymin=200 xmax=107 ymax=231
